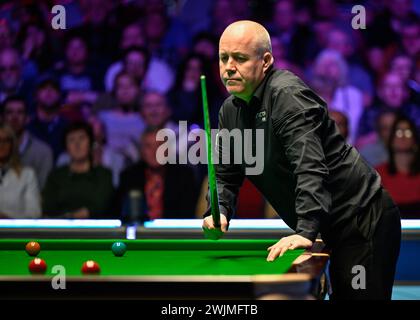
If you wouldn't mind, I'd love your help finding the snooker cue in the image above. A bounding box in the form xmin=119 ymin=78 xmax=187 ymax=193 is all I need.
xmin=200 ymin=75 xmax=221 ymax=228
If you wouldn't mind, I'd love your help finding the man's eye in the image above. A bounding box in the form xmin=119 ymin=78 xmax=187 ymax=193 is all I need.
xmin=220 ymin=56 xmax=228 ymax=63
xmin=236 ymin=57 xmax=247 ymax=63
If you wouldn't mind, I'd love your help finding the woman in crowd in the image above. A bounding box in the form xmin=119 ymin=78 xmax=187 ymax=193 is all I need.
xmin=0 ymin=123 xmax=41 ymax=218
xmin=42 ymin=122 xmax=114 ymax=219
xmin=376 ymin=116 xmax=420 ymax=218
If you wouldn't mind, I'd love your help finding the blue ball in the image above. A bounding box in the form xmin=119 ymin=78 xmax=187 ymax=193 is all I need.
xmin=111 ymin=242 xmax=127 ymax=257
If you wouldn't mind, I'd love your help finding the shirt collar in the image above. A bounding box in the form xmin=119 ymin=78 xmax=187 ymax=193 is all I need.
xmin=233 ymin=65 xmax=275 ymax=110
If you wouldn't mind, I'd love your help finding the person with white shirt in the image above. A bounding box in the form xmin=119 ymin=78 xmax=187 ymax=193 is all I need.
xmin=0 ymin=123 xmax=40 ymax=218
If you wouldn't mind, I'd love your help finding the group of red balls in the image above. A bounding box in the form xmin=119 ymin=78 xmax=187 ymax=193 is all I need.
xmin=25 ymin=241 xmax=100 ymax=274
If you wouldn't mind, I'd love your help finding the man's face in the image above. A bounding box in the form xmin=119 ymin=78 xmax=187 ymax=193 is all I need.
xmin=141 ymin=132 xmax=162 ymax=168
xmin=115 ymin=75 xmax=139 ymax=106
xmin=219 ymin=32 xmax=269 ymax=102
xmin=3 ymin=101 xmax=27 ymax=135
xmin=402 ymin=24 xmax=420 ymax=57
xmin=36 ymin=84 xmax=61 ymax=110
xmin=378 ymin=113 xmax=396 ymax=143
xmin=66 ymin=38 xmax=87 ymax=65
xmin=121 ymin=25 xmax=145 ymax=49
xmin=141 ymin=93 xmax=170 ymax=128
xmin=391 ymin=56 xmax=413 ymax=81
xmin=0 ymin=50 xmax=21 ymax=91
xmin=379 ymin=74 xmax=407 ymax=108
xmin=125 ymin=52 xmax=146 ymax=80
xmin=66 ymin=129 xmax=90 ymax=162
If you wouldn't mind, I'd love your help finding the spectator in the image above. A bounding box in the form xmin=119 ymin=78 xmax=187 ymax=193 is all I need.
xmin=269 ymin=0 xmax=316 ymax=66
xmin=400 ymin=17 xmax=420 ymax=59
xmin=390 ymin=54 xmax=420 ymax=105
xmin=0 ymin=123 xmax=40 ymax=218
xmin=98 ymin=72 xmax=145 ymax=165
xmin=192 ymin=32 xmax=225 ymax=98
xmin=143 ymin=0 xmax=191 ymax=66
xmin=210 ymin=0 xmax=237 ymax=37
xmin=358 ymin=72 xmax=417 ymax=141
xmin=117 ymin=127 xmax=198 ymax=221
xmin=167 ymin=53 xmax=222 ymax=129
xmin=359 ymin=111 xmax=397 ymax=167
xmin=2 ymin=95 xmax=53 ymax=188
xmin=27 ymin=77 xmax=68 ymax=162
xmin=326 ymin=28 xmax=374 ymax=107
xmin=376 ymin=116 xmax=420 ymax=218
xmin=271 ymin=36 xmax=303 ymax=78
xmin=104 ymin=24 xmax=174 ymax=94
xmin=141 ymin=91 xmax=175 ymax=130
xmin=56 ymin=115 xmax=125 ymax=187
xmin=55 ymin=33 xmax=102 ymax=107
xmin=42 ymin=122 xmax=114 ymax=219
xmin=16 ymin=21 xmax=53 ymax=74
xmin=0 ymin=19 xmax=13 ymax=51
xmin=312 ymin=49 xmax=364 ymax=144
xmin=0 ymin=48 xmax=34 ymax=107
xmin=366 ymin=0 xmax=417 ymax=48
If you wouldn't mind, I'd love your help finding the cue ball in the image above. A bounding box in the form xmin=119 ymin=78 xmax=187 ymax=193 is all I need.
xmin=81 ymin=260 xmax=100 ymax=274
xmin=111 ymin=242 xmax=127 ymax=257
xmin=25 ymin=241 xmax=41 ymax=256
xmin=29 ymin=258 xmax=47 ymax=274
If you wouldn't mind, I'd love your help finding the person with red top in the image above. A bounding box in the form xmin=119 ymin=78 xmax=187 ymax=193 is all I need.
xmin=376 ymin=116 xmax=420 ymax=218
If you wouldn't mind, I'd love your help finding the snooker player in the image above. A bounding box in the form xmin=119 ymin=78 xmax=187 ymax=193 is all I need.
xmin=202 ymin=20 xmax=401 ymax=300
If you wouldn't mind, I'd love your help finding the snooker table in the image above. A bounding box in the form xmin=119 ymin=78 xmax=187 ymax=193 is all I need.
xmin=0 ymin=238 xmax=329 ymax=300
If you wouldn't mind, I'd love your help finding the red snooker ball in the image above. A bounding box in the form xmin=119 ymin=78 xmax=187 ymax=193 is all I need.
xmin=25 ymin=241 xmax=41 ymax=256
xmin=29 ymin=258 xmax=47 ymax=274
xmin=81 ymin=260 xmax=100 ymax=274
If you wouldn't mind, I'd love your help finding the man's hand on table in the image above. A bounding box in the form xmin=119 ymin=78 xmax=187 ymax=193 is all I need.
xmin=266 ymin=234 xmax=313 ymax=261
xmin=202 ymin=214 xmax=229 ymax=240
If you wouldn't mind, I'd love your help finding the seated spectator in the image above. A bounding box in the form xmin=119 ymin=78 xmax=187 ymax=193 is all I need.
xmin=359 ymin=111 xmax=397 ymax=167
xmin=312 ymin=49 xmax=364 ymax=144
xmin=55 ymin=32 xmax=103 ymax=107
xmin=271 ymin=36 xmax=303 ymax=78
xmin=117 ymin=127 xmax=198 ymax=221
xmin=192 ymin=32 xmax=225 ymax=98
xmin=17 ymin=20 xmax=54 ymax=74
xmin=42 ymin=122 xmax=114 ymax=219
xmin=0 ymin=123 xmax=40 ymax=218
xmin=98 ymin=72 xmax=145 ymax=164
xmin=329 ymin=110 xmax=349 ymax=141
xmin=27 ymin=77 xmax=68 ymax=162
xmin=400 ymin=17 xmax=420 ymax=59
xmin=390 ymin=54 xmax=419 ymax=105
xmin=268 ymin=0 xmax=316 ymax=66
xmin=141 ymin=91 xmax=176 ymax=130
xmin=0 ymin=48 xmax=35 ymax=109
xmin=2 ymin=95 xmax=53 ymax=188
xmin=357 ymin=72 xmax=418 ymax=142
xmin=326 ymin=28 xmax=374 ymax=107
xmin=375 ymin=116 xmax=420 ymax=218
xmin=104 ymin=23 xmax=174 ymax=94
xmin=57 ymin=115 xmax=125 ymax=187
xmin=167 ymin=53 xmax=222 ymax=129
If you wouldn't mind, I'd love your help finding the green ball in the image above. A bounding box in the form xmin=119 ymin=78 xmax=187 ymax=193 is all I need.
xmin=111 ymin=242 xmax=127 ymax=257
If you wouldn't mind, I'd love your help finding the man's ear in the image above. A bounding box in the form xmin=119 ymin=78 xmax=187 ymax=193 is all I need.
xmin=262 ymin=52 xmax=274 ymax=73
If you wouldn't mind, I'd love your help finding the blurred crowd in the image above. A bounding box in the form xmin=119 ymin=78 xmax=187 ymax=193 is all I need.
xmin=0 ymin=0 xmax=419 ymax=221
